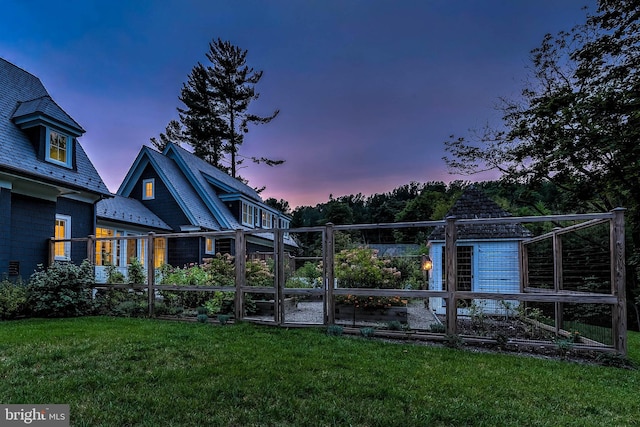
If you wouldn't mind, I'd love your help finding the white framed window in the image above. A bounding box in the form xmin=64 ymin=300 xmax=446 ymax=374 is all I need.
xmin=242 ymin=202 xmax=255 ymax=227
xmin=54 ymin=214 xmax=71 ymax=260
xmin=46 ymin=129 xmax=72 ymax=167
xmin=261 ymin=211 xmax=272 ymax=228
xmin=205 ymin=237 xmax=215 ymax=255
xmin=142 ymin=178 xmax=155 ymax=200
xmin=280 ymin=218 xmax=290 ymax=238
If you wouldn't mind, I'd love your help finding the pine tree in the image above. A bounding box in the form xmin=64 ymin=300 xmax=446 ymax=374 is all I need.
xmin=151 ymin=39 xmax=283 ymax=178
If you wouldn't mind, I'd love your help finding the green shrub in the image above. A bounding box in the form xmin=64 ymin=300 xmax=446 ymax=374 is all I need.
xmin=246 ymin=258 xmax=274 ymax=287
xmin=197 ymin=313 xmax=209 ymax=323
xmin=113 ymin=300 xmax=147 ymax=318
xmin=327 ymin=324 xmax=344 ymax=336
xmin=127 ymin=257 xmax=146 ymax=285
xmin=0 ymin=278 xmax=27 ymax=320
xmin=217 ymin=314 xmax=231 ymax=325
xmin=286 ymin=262 xmax=322 ymax=288
xmin=28 ymin=260 xmax=94 ymax=317
xmin=429 ymin=323 xmax=446 ymax=333
xmin=360 ymin=327 xmax=376 ymax=338
xmin=386 ymin=320 xmax=403 ymax=331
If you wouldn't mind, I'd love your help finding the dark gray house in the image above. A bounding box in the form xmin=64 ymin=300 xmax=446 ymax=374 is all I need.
xmin=1 ymin=57 xmax=294 ymax=282
xmin=0 ymin=58 xmax=111 ymax=279
xmin=106 ymin=143 xmax=295 ymax=273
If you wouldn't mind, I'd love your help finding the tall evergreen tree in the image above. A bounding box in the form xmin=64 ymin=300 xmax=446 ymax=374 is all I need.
xmin=151 ymin=39 xmax=282 ymax=178
xmin=206 ymin=38 xmax=281 ymax=178
xmin=179 ymin=62 xmax=227 ymax=170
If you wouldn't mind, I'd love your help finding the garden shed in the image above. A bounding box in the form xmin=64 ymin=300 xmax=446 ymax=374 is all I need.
xmin=427 ymin=187 xmax=532 ymax=315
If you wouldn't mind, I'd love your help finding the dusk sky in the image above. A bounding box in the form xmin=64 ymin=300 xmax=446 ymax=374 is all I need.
xmin=1 ymin=1 xmax=595 ymax=208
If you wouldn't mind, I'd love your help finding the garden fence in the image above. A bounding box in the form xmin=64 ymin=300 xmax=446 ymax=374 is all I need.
xmin=51 ymin=209 xmax=627 ymax=355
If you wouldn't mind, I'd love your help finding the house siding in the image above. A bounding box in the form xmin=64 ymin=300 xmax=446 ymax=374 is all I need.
xmin=57 ymin=197 xmax=95 ymax=263
xmin=10 ymin=193 xmax=56 ymax=279
xmin=168 ymin=236 xmax=201 ymax=268
xmin=0 ymin=188 xmax=11 ymax=277
xmin=134 ymin=166 xmax=187 ymax=231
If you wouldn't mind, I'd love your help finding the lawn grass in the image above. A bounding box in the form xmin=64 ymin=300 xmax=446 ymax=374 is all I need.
xmin=1 ymin=317 xmax=639 ymax=426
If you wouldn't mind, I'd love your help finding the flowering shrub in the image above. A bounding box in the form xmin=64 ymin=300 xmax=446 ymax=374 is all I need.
xmin=159 ymin=254 xmax=235 ymax=309
xmin=159 ymin=254 xmax=273 ymax=310
xmin=246 ymin=258 xmax=274 ymax=287
xmin=335 ymin=248 xmax=401 ymax=289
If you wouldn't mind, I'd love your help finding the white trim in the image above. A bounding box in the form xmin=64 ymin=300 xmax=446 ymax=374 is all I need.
xmin=241 ymin=202 xmax=255 ymax=227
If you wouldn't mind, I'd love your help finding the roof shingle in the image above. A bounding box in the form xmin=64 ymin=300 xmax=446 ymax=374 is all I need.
xmin=428 ymin=187 xmax=532 ymax=240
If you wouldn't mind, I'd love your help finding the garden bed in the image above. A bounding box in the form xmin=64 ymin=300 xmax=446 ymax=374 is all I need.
xmin=335 ymin=305 xmax=408 ymax=324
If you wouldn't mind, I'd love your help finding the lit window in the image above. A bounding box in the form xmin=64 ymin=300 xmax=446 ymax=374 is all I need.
xmin=205 ymin=237 xmax=215 ymax=255
xmin=142 ymin=179 xmax=155 ymax=200
xmin=153 ymin=237 xmax=166 ymax=268
xmin=46 ymin=129 xmax=71 ymax=167
xmin=54 ymin=214 xmax=71 ymax=260
xmin=95 ymin=227 xmax=114 ymax=266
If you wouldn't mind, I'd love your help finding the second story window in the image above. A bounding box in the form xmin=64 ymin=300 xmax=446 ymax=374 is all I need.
xmin=242 ymin=202 xmax=255 ymax=227
xmin=142 ymin=179 xmax=155 ymax=200
xmin=261 ymin=211 xmax=272 ymax=228
xmin=46 ymin=129 xmax=72 ymax=167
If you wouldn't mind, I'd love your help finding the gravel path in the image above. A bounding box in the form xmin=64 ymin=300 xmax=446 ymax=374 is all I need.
xmin=247 ymin=299 xmax=439 ymax=330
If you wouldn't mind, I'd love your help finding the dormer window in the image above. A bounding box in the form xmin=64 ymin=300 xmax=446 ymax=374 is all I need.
xmin=46 ymin=128 xmax=72 ymax=167
xmin=241 ymin=202 xmax=255 ymax=227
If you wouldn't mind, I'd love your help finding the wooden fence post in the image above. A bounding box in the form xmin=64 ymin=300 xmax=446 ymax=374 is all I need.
xmin=48 ymin=238 xmax=55 ymax=266
xmin=147 ymin=232 xmax=156 ymax=317
xmin=235 ymin=230 xmax=246 ymax=321
xmin=87 ymin=235 xmax=95 ymax=265
xmin=611 ymin=208 xmax=627 ymax=355
xmin=324 ymin=223 xmax=335 ymax=325
xmin=274 ymin=228 xmax=285 ymax=325
xmin=445 ymin=216 xmax=457 ymax=335
xmin=553 ymin=230 xmax=563 ymax=335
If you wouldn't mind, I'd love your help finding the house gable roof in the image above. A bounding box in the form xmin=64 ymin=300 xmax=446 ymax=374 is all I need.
xmin=428 ymin=187 xmax=532 ymax=241
xmin=117 ymin=143 xmax=297 ymax=247
xmin=164 ymin=143 xmax=265 ymax=228
xmin=97 ymin=195 xmax=172 ymax=231
xmin=117 ymin=146 xmax=223 ymax=231
xmin=0 ymin=58 xmax=109 ymax=196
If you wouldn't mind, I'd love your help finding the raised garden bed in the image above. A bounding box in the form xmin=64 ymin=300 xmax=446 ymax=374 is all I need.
xmin=335 ymin=305 xmax=408 ymax=324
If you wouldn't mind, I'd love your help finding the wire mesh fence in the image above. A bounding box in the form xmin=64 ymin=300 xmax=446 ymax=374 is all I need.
xmin=52 ymin=209 xmax=627 ymax=354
